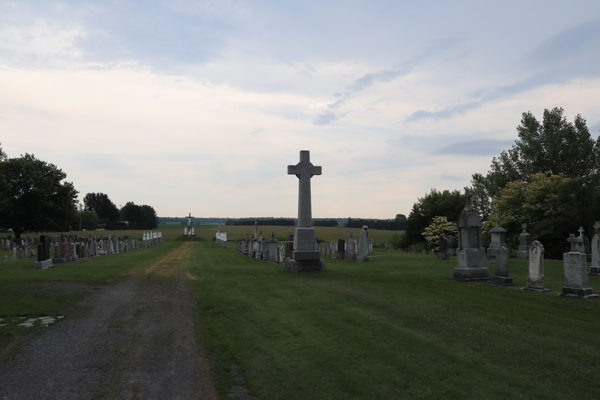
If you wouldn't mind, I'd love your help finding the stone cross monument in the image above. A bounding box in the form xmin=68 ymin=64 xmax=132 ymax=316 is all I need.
xmin=285 ymin=150 xmax=324 ymax=272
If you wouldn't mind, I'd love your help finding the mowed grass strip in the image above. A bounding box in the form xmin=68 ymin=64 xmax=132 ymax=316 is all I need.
xmin=0 ymin=239 xmax=179 ymax=360
xmin=190 ymin=241 xmax=600 ymax=400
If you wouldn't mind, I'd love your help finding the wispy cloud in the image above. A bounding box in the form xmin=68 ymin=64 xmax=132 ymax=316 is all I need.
xmin=432 ymin=139 xmax=514 ymax=156
xmin=313 ymin=111 xmax=338 ymax=126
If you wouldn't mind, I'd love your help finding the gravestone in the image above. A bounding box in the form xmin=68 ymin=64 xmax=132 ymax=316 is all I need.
xmin=357 ymin=226 xmax=369 ymax=262
xmin=521 ymin=241 xmax=551 ymax=292
xmin=284 ymin=150 xmax=324 ymax=272
xmin=589 ymin=222 xmax=600 ymax=276
xmin=34 ymin=235 xmax=53 ymax=269
xmin=560 ymin=230 xmax=598 ymax=299
xmin=446 ymin=235 xmax=456 ymax=256
xmin=453 ymin=189 xmax=489 ymax=281
xmin=345 ymin=233 xmax=357 ymax=261
xmin=336 ymin=239 xmax=345 ymax=260
xmin=368 ymin=239 xmax=373 ymax=256
xmin=487 ymin=216 xmax=507 ymax=263
xmin=269 ymin=233 xmax=278 ymax=263
xmin=488 ymin=246 xmax=513 ymax=285
xmin=437 ymin=236 xmax=449 ymax=260
xmin=516 ymin=224 xmax=531 ymax=258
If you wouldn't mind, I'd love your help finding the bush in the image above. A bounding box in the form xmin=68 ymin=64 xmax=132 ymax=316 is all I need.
xmin=422 ymin=216 xmax=458 ymax=254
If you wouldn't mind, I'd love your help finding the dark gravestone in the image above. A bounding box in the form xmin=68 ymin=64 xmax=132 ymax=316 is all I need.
xmin=336 ymin=239 xmax=345 ymax=260
xmin=436 ymin=236 xmax=449 ymax=260
xmin=489 ymin=246 xmax=513 ymax=286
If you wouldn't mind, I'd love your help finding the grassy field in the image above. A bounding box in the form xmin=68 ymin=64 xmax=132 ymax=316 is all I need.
xmin=2 ymin=224 xmax=600 ymax=399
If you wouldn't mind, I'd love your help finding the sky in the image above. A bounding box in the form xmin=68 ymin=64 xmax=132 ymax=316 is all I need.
xmin=1 ymin=0 xmax=600 ymax=219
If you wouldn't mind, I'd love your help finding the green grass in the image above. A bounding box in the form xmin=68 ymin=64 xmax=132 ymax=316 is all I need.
xmin=190 ymin=242 xmax=600 ymax=400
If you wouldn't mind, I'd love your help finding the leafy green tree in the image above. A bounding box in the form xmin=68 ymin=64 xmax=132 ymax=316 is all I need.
xmin=0 ymin=154 xmax=78 ymax=240
xmin=0 ymin=143 xmax=6 ymax=162
xmin=140 ymin=205 xmax=158 ymax=229
xmin=490 ymin=173 xmax=599 ymax=259
xmin=83 ymin=192 xmax=120 ymax=221
xmin=470 ymin=107 xmax=599 ymax=213
xmin=120 ymin=202 xmax=158 ymax=229
xmin=71 ymin=210 xmax=100 ymax=230
xmin=422 ymin=216 xmax=458 ymax=254
xmin=401 ymin=189 xmax=463 ymax=248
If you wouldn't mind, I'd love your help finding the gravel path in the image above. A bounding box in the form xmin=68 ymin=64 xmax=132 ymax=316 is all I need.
xmin=0 ymin=278 xmax=217 ymax=400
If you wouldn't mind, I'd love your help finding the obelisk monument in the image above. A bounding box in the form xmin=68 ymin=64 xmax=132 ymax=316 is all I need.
xmin=285 ymin=150 xmax=325 ymax=272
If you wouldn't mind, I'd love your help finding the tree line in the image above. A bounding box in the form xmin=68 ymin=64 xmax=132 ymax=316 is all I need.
xmin=0 ymin=146 xmax=158 ymax=240
xmin=225 ymin=218 xmax=295 ymax=226
xmin=346 ymin=215 xmax=406 ymax=230
xmin=399 ymin=107 xmax=600 ymax=259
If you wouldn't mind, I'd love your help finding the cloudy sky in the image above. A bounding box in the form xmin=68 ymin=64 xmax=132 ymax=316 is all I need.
xmin=1 ymin=1 xmax=599 ymax=219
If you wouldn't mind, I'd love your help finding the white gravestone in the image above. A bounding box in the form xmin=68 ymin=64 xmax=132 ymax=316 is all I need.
xmin=357 ymin=226 xmax=369 ymax=262
xmin=521 ymin=241 xmax=551 ymax=292
xmin=284 ymin=150 xmax=325 ymax=272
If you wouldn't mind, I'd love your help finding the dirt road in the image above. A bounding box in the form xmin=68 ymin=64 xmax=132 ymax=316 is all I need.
xmin=0 ymin=242 xmax=217 ymax=400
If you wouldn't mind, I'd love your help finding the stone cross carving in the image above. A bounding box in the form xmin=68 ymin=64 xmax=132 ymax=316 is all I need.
xmin=578 ymin=226 xmax=585 ymax=237
xmin=495 ymin=215 xmax=500 ymax=227
xmin=461 ymin=188 xmax=473 ymax=207
xmin=568 ymin=233 xmax=579 ymax=252
xmin=288 ymin=150 xmax=322 ymax=227
xmin=521 ymin=223 xmax=528 ymax=234
xmin=594 ymin=221 xmax=600 ymax=235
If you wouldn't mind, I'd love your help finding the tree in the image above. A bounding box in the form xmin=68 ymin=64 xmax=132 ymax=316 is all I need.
xmin=470 ymin=107 xmax=599 ymax=213
xmin=490 ymin=173 xmax=600 ymax=259
xmin=71 ymin=210 xmax=100 ymax=230
xmin=120 ymin=202 xmax=158 ymax=229
xmin=0 ymin=154 xmax=78 ymax=240
xmin=140 ymin=205 xmax=158 ymax=229
xmin=0 ymin=142 xmax=6 ymax=162
xmin=401 ymin=189 xmax=463 ymax=248
xmin=422 ymin=216 xmax=458 ymax=254
xmin=83 ymin=192 xmax=120 ymax=221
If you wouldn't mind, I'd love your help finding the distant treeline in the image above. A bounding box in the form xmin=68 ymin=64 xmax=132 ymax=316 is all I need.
xmin=159 ymin=217 xmax=227 ymax=224
xmin=226 ymin=218 xmax=295 ymax=226
xmin=346 ymin=217 xmax=406 ymax=230
xmin=314 ymin=219 xmax=338 ymax=227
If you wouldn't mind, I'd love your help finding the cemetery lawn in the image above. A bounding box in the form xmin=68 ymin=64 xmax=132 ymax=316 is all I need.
xmin=191 ymin=240 xmax=600 ymax=400
xmin=0 ymin=241 xmax=179 ymax=360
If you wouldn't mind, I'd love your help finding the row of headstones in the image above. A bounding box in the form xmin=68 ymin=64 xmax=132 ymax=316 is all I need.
xmin=233 ymin=231 xmax=284 ymax=264
xmin=520 ymin=230 xmax=599 ymax=299
xmin=183 ymin=227 xmax=196 ymax=236
xmin=2 ymin=232 xmax=163 ymax=269
xmin=450 ymin=189 xmax=600 ymax=299
xmin=318 ymin=228 xmax=372 ymax=262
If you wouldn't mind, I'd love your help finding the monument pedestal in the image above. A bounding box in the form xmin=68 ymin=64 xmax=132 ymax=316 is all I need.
xmin=284 ymin=258 xmax=325 ymax=273
xmin=558 ymin=287 xmax=599 ymax=299
xmin=453 ymin=248 xmax=489 ymax=281
xmin=589 ymin=266 xmax=600 ymax=276
xmin=521 ymin=286 xmax=552 ymax=293
xmin=488 ymin=275 xmax=514 ymax=286
xmin=34 ymin=259 xmax=53 ymax=269
xmin=357 ymin=255 xmax=369 ymax=262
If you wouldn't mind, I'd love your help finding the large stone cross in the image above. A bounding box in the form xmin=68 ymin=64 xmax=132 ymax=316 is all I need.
xmin=288 ymin=150 xmax=322 ymax=227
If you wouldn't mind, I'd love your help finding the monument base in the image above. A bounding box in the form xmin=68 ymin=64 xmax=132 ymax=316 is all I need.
xmin=336 ymin=253 xmax=344 ymax=260
xmin=456 ymin=248 xmax=485 ymax=269
xmin=344 ymin=253 xmax=357 ymax=261
xmin=558 ymin=287 xmax=599 ymax=299
xmin=284 ymin=258 xmax=325 ymax=273
xmin=488 ymin=275 xmax=514 ymax=286
xmin=34 ymin=259 xmax=53 ymax=270
xmin=521 ymin=286 xmax=552 ymax=293
xmin=516 ymin=247 xmax=528 ymax=259
xmin=293 ymin=251 xmax=320 ymax=260
xmin=589 ymin=266 xmax=600 ymax=276
xmin=52 ymin=258 xmax=66 ymax=264
xmin=357 ymin=255 xmax=369 ymax=262
xmin=436 ymin=253 xmax=449 ymax=260
xmin=452 ymin=267 xmax=490 ymax=282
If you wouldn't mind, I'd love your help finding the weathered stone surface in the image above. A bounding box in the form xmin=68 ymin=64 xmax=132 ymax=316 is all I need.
xmin=284 ymin=258 xmax=325 ymax=273
xmin=589 ymin=223 xmax=600 ymax=275
xmin=516 ymin=223 xmax=531 ymax=259
xmin=453 ymin=189 xmax=488 ymax=281
xmin=357 ymin=226 xmax=369 ymax=262
xmin=489 ymin=246 xmax=513 ymax=286
xmin=522 ymin=241 xmax=551 ymax=292
xmin=560 ymin=251 xmax=598 ymax=299
xmin=336 ymin=239 xmax=345 ymax=259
